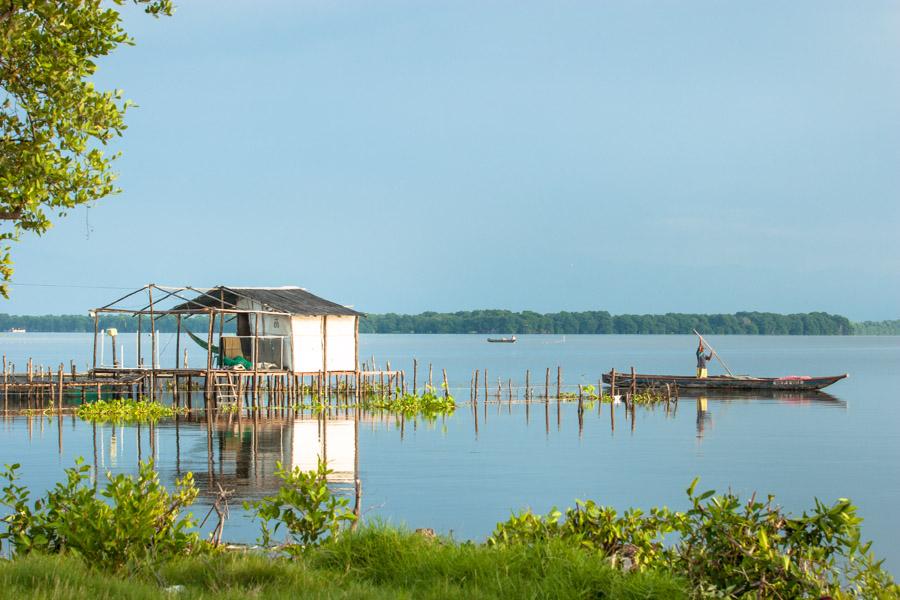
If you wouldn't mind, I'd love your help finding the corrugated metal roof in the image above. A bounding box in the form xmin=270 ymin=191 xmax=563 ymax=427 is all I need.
xmin=172 ymin=286 xmax=363 ymax=317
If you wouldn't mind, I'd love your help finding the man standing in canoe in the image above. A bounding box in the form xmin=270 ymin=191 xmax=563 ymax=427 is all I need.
xmin=696 ymin=341 xmax=713 ymax=379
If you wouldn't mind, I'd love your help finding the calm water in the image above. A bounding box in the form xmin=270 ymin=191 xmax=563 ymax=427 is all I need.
xmin=1 ymin=333 xmax=899 ymax=571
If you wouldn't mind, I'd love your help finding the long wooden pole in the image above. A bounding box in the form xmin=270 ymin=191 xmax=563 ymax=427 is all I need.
xmin=693 ymin=330 xmax=734 ymax=376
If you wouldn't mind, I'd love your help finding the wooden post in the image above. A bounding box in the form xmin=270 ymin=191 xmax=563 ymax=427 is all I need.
xmin=205 ymin=310 xmax=215 ymax=406
xmin=483 ymin=369 xmax=488 ymax=404
xmin=610 ymin=369 xmax=617 ymax=398
xmin=92 ymin=315 xmax=99 ymax=370
xmin=631 ymin=401 xmax=636 ymax=432
xmin=110 ymin=331 xmax=118 ymax=368
xmin=630 ymin=366 xmax=637 ymax=396
xmin=544 ymin=368 xmax=550 ymax=401
xmin=253 ymin=312 xmax=261 ymax=408
xmin=428 ymin=363 xmax=433 ymax=389
xmin=57 ymin=364 xmax=64 ymax=412
xmin=137 ymin=314 xmax=142 ymax=367
xmin=148 ymin=285 xmax=157 ymax=369
xmin=557 ymin=366 xmax=562 ymax=400
xmin=413 ymin=359 xmax=418 ymax=395
xmin=442 ymin=369 xmax=449 ymax=399
xmin=525 ymin=369 xmax=530 ymax=401
xmin=322 ymin=316 xmax=329 ymax=375
xmin=175 ymin=315 xmax=182 ymax=369
xmin=610 ymin=393 xmax=615 ymax=431
xmin=218 ymin=289 xmax=225 ymax=356
xmin=354 ymin=315 xmax=360 ymax=377
xmin=598 ymin=379 xmax=603 ymax=415
xmin=474 ymin=369 xmax=479 ymax=403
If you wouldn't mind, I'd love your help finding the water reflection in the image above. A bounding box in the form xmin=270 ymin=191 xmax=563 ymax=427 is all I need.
xmin=696 ymin=396 xmax=711 ymax=439
xmin=1 ymin=390 xmax=849 ymax=544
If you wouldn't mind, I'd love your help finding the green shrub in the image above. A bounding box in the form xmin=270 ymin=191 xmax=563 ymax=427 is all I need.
xmin=488 ymin=479 xmax=899 ymax=598
xmin=0 ymin=459 xmax=201 ymax=569
xmin=243 ymin=459 xmax=356 ymax=552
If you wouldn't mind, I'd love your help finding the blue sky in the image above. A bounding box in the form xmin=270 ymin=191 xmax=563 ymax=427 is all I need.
xmin=4 ymin=1 xmax=899 ymax=319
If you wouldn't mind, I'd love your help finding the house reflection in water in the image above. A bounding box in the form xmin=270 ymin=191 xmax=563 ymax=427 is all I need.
xmin=174 ymin=414 xmax=360 ymax=516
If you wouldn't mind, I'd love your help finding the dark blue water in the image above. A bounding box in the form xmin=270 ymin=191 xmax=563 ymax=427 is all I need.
xmin=1 ymin=333 xmax=898 ymax=571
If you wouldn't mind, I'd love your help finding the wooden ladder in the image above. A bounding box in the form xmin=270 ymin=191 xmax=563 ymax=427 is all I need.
xmin=213 ymin=372 xmax=240 ymax=406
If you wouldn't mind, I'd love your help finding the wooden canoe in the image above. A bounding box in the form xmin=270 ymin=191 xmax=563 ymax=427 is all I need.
xmin=487 ymin=336 xmax=517 ymax=343
xmin=601 ymin=372 xmax=847 ymax=391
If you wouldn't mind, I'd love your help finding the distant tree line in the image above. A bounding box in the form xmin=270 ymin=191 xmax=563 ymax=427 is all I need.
xmin=851 ymin=320 xmax=900 ymax=335
xmin=358 ymin=310 xmax=854 ymax=335
xmin=0 ymin=314 xmax=211 ymax=333
xmin=0 ymin=310 xmax=877 ymax=335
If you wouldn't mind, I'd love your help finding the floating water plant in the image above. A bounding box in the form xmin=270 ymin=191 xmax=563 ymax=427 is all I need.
xmin=76 ymin=398 xmax=183 ymax=423
xmin=368 ymin=386 xmax=455 ymax=419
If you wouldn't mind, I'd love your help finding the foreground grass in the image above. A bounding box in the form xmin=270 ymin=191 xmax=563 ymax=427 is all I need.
xmin=0 ymin=526 xmax=688 ymax=599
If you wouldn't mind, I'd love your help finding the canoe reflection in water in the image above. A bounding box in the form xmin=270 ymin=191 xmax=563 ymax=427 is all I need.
xmin=685 ymin=390 xmax=845 ymax=441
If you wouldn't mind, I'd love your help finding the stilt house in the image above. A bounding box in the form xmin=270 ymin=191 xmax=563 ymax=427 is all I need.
xmin=90 ymin=284 xmax=363 ymax=375
xmin=170 ymin=286 xmax=364 ymax=374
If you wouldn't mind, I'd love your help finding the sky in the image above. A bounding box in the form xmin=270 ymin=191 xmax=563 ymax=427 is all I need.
xmin=4 ymin=0 xmax=899 ymax=320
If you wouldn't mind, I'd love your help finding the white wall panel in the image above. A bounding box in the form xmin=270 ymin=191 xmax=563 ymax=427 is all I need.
xmin=325 ymin=316 xmax=356 ymax=371
xmin=292 ymin=316 xmax=324 ymax=372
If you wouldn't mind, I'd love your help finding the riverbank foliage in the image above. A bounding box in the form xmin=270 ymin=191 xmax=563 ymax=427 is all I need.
xmin=0 ymin=0 xmax=173 ymax=295
xmin=0 ymin=310 xmax=860 ymax=334
xmin=75 ymin=398 xmax=182 ymax=423
xmin=243 ymin=460 xmax=356 ymax=552
xmin=0 ymin=459 xmax=897 ymax=598
xmin=489 ymin=479 xmax=898 ymax=598
xmin=0 ymin=530 xmax=686 ymax=599
xmin=0 ymin=460 xmax=200 ymax=569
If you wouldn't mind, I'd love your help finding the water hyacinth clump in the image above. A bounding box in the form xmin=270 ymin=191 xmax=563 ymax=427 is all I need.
xmin=75 ymin=398 xmax=183 ymax=423
xmin=368 ymin=386 xmax=456 ymax=418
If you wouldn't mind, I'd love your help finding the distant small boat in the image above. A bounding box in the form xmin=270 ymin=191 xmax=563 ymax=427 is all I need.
xmin=8 ymin=328 xmax=26 ymax=333
xmin=487 ymin=336 xmax=517 ymax=343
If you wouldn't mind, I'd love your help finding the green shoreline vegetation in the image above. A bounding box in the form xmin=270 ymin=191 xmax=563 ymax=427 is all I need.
xmin=4 ymin=310 xmax=892 ymax=334
xmin=1 ymin=459 xmax=897 ymax=599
